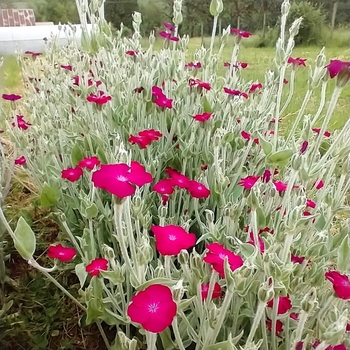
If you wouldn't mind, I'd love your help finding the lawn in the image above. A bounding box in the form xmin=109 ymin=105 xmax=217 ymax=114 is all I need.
xmin=1 ymin=35 xmax=350 ymax=349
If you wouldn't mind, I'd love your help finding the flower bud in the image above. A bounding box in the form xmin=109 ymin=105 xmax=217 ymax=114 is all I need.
xmin=281 ymin=0 xmax=291 ymax=16
xmin=173 ymin=12 xmax=183 ymax=26
xmin=258 ymin=278 xmax=275 ymax=303
xmin=301 ymin=287 xmax=318 ymax=313
xmin=210 ymin=0 xmax=224 ymax=16
xmin=291 ymin=154 xmax=303 ymax=170
xmin=158 ymin=205 xmax=168 ymax=218
xmin=205 ymin=209 xmax=215 ymax=223
xmin=247 ymin=190 xmax=259 ymax=210
xmin=172 ymin=279 xmax=185 ymax=302
xmin=149 ymin=31 xmax=155 ymax=45
xmin=289 ymin=17 xmax=302 ymax=38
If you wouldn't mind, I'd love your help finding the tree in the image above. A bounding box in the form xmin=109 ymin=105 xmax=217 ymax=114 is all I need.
xmin=105 ymin=0 xmax=139 ymax=29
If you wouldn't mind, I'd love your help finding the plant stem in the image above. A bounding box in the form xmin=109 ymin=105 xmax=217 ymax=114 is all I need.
xmin=145 ymin=331 xmax=157 ymax=350
xmin=245 ymin=301 xmax=266 ymax=347
xmin=293 ymin=310 xmax=308 ymax=345
xmin=172 ymin=317 xmax=186 ymax=350
xmin=210 ymin=16 xmax=218 ymax=53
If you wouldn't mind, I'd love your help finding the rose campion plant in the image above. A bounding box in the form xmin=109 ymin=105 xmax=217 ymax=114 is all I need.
xmin=2 ymin=0 xmax=350 ymax=349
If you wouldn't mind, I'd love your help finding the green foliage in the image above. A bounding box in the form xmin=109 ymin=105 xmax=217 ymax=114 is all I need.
xmin=288 ymin=1 xmax=326 ymax=45
xmin=105 ymin=0 xmax=139 ymax=30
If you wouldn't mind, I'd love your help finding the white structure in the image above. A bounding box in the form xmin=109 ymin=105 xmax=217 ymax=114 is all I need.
xmin=0 ymin=24 xmax=93 ymax=55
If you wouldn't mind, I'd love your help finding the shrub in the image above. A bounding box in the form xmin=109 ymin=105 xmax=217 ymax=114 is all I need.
xmin=288 ymin=1 xmax=325 ymax=45
xmin=2 ymin=0 xmax=350 ymax=349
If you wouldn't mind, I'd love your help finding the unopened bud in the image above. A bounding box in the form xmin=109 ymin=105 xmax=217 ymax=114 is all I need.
xmin=210 ymin=0 xmax=224 ymax=16
xmin=178 ymin=249 xmax=189 ymax=265
xmin=281 ymin=0 xmax=291 ymax=16
xmin=289 ymin=17 xmax=302 ymax=38
xmin=301 ymin=287 xmax=318 ymax=313
xmin=258 ymin=278 xmax=275 ymax=303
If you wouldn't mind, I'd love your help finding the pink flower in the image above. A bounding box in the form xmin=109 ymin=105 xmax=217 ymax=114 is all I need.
xmin=61 ymin=166 xmax=83 ymax=182
xmin=165 ymin=168 xmax=190 ymax=189
xmin=86 ymin=92 xmax=112 ymax=105
xmin=262 ymin=169 xmax=271 ymax=183
xmin=266 ymin=319 xmax=283 ymax=335
xmin=2 ymin=93 xmax=21 ymax=101
xmin=313 ymin=341 xmax=346 ymax=350
xmin=47 ymin=244 xmax=76 ymax=262
xmin=187 ymin=180 xmax=211 ymax=199
xmin=134 ymin=86 xmax=144 ymax=93
xmin=78 ymin=156 xmax=101 ymax=170
xmin=326 ymin=59 xmax=350 ymax=79
xmin=241 ymin=131 xmax=259 ymax=144
xmin=185 ymin=62 xmax=202 ymax=69
xmin=291 ymin=254 xmax=306 ymax=264
xmin=300 ymin=140 xmax=309 ymax=154
xmin=312 ymin=128 xmax=331 ymax=137
xmin=306 ymin=199 xmax=316 ymax=208
xmin=267 ymin=295 xmax=292 ymax=314
xmin=154 ymin=95 xmax=173 ymax=109
xmin=126 ymin=50 xmax=138 ymax=56
xmin=224 ymin=87 xmax=248 ymax=99
xmin=290 ymin=313 xmax=299 ymax=321
xmin=152 ymin=179 xmax=176 ymax=195
xmin=189 ymin=78 xmax=211 ymax=91
xmin=193 ymin=112 xmax=213 ymax=122
xmin=314 ymin=179 xmax=324 ymax=190
xmin=159 ymin=31 xmax=179 ymax=42
xmin=288 ymin=57 xmax=307 ymax=67
xmin=163 ymin=22 xmax=175 ymax=32
xmin=203 ymin=243 xmax=243 ymax=278
xmin=249 ymin=83 xmax=263 ymax=93
xmin=25 ymin=51 xmax=41 ymax=56
xmin=14 ymin=156 xmax=26 ymax=165
xmin=201 ymin=282 xmax=222 ymax=300
xmin=247 ymin=233 xmax=265 ymax=253
xmin=127 ymin=284 xmax=177 ymax=333
xmin=12 ymin=115 xmax=31 ymax=130
xmin=138 ymin=129 xmax=162 ymax=140
xmin=325 ymin=270 xmax=350 ymax=299
xmin=128 ymin=135 xmax=153 ymax=149
xmin=273 ymin=181 xmax=298 ymax=192
xmin=151 ymin=225 xmax=196 ymax=256
xmin=283 ymin=78 xmax=289 ymax=84
xmin=86 ymin=258 xmax=108 ymax=277
xmin=61 ymin=64 xmax=73 ymax=71
xmin=230 ymin=28 xmax=252 ymax=38
xmin=238 ymin=175 xmax=260 ymax=190
xmin=92 ymin=161 xmax=153 ymax=198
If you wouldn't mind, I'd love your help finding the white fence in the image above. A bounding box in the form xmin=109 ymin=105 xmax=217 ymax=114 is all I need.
xmin=0 ymin=24 xmax=92 ymax=55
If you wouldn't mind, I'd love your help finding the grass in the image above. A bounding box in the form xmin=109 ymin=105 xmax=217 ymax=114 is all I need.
xmin=1 ymin=35 xmax=349 ymax=349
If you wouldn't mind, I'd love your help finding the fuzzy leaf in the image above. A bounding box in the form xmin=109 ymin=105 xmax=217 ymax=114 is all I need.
xmin=267 ymin=149 xmax=293 ymax=164
xmin=337 ymin=236 xmax=350 ymax=273
xmin=257 ymin=132 xmax=273 ymax=156
xmin=71 ymin=144 xmax=83 ymax=166
xmin=75 ymin=262 xmax=88 ymax=288
xmin=40 ymin=184 xmax=59 ymax=207
xmin=13 ymin=217 xmax=36 ymax=260
xmin=202 ymin=95 xmax=213 ymax=113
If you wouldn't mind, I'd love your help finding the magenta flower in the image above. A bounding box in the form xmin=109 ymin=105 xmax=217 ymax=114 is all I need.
xmin=165 ymin=167 xmax=190 ymax=189
xmin=247 ymin=232 xmax=265 ymax=253
xmin=61 ymin=64 xmax=73 ymax=71
xmin=238 ymin=175 xmax=260 ymax=190
xmin=185 ymin=62 xmax=202 ymax=69
xmin=25 ymin=51 xmax=41 ymax=56
xmin=193 ymin=112 xmax=213 ymax=122
xmin=152 ymin=179 xmax=176 ymax=196
xmin=249 ymin=83 xmax=263 ymax=93
xmin=201 ymin=282 xmax=222 ymax=300
xmin=151 ymin=225 xmax=196 ymax=256
xmin=224 ymin=87 xmax=248 ymax=99
xmin=92 ymin=161 xmax=153 ymax=198
xmin=325 ymin=271 xmax=350 ymax=299
xmin=2 ymin=93 xmax=22 ymax=101
xmin=204 ymin=243 xmax=243 ymax=278
xmin=262 ymin=169 xmax=271 ymax=183
xmin=267 ymin=295 xmax=292 ymax=314
xmin=291 ymin=254 xmax=307 ymax=264
xmin=61 ymin=166 xmax=83 ymax=182
xmin=78 ymin=156 xmax=101 ymax=170
xmin=126 ymin=50 xmax=139 ymax=56
xmin=127 ymin=284 xmax=177 ymax=333
xmin=300 ymin=140 xmax=309 ymax=154
xmin=241 ymin=131 xmax=259 ymax=144
xmin=134 ymin=86 xmax=144 ymax=93
xmin=288 ymin=57 xmax=307 ymax=67
xmin=230 ymin=28 xmax=252 ymax=38
xmin=314 ymin=179 xmax=324 ymax=190
xmin=47 ymin=244 xmax=76 ymax=262
xmin=86 ymin=258 xmax=108 ymax=277
xmin=306 ymin=199 xmax=316 ymax=208
xmin=163 ymin=22 xmax=175 ymax=32
xmin=159 ymin=31 xmax=179 ymax=42
xmin=312 ymin=128 xmax=331 ymax=137
xmin=266 ymin=319 xmax=283 ymax=336
xmin=86 ymin=92 xmax=112 ymax=105
xmin=273 ymin=181 xmax=298 ymax=192
xmin=12 ymin=115 xmax=31 ymax=130
xmin=326 ymin=59 xmax=350 ymax=79
xmin=189 ymin=78 xmax=211 ymax=91
xmin=154 ymin=95 xmax=173 ymax=109
xmin=187 ymin=180 xmax=210 ymax=199
xmin=138 ymin=129 xmax=163 ymax=140
xmin=128 ymin=135 xmax=153 ymax=149
xmin=14 ymin=156 xmax=26 ymax=165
